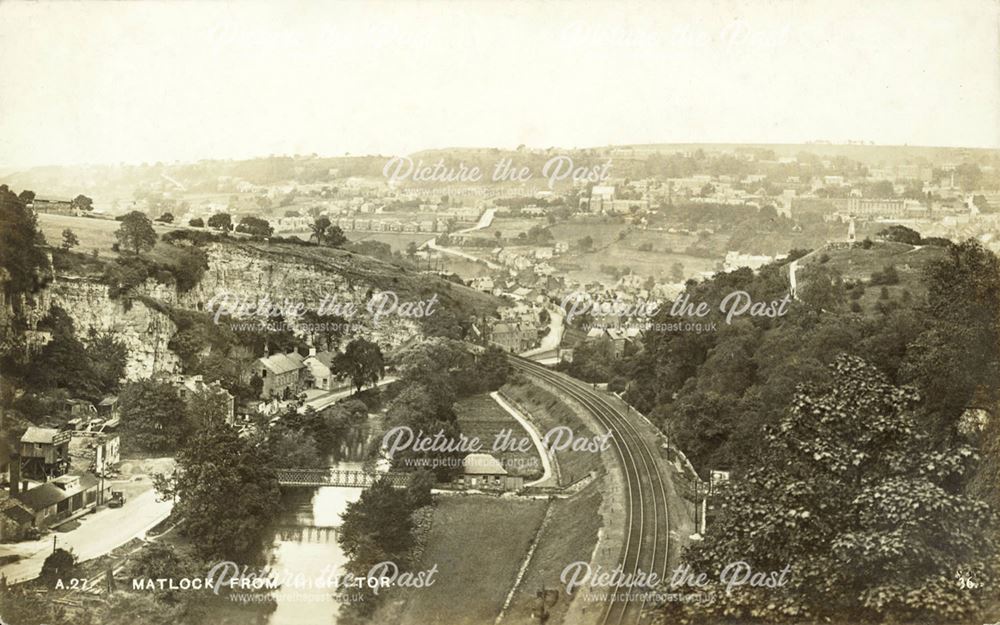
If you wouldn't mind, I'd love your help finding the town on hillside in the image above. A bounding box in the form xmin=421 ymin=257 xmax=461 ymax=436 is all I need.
xmin=2 ymin=3 xmax=1000 ymax=625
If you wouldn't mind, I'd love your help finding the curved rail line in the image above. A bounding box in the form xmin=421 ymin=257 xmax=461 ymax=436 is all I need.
xmin=510 ymin=355 xmax=672 ymax=625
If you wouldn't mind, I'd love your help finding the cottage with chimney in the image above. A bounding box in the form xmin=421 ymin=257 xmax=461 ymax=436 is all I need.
xmin=253 ymin=351 xmax=306 ymax=399
xmin=303 ymin=348 xmax=338 ymax=391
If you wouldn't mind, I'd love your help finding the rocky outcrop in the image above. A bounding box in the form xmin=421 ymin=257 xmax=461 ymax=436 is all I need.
xmin=171 ymin=243 xmax=421 ymax=349
xmin=30 ymin=276 xmax=180 ymax=379
xmin=17 ymin=243 xmax=425 ymax=382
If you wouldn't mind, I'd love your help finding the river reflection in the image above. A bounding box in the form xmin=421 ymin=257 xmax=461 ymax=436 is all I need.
xmin=265 ymin=461 xmax=364 ymax=625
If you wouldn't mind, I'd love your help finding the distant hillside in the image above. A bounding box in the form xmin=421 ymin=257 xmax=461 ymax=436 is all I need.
xmin=600 ymin=143 xmax=1000 ymax=166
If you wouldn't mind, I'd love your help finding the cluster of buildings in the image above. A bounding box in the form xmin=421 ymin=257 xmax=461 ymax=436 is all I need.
xmin=0 ymin=423 xmax=120 ymax=540
xmin=0 ymin=372 xmax=238 ymax=541
xmin=331 ymin=216 xmax=444 ymax=234
xmin=252 ymin=346 xmax=349 ymax=400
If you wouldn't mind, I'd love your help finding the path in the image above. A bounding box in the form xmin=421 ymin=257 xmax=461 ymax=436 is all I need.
xmin=489 ymin=391 xmax=555 ymax=488
xmin=520 ymin=305 xmax=564 ymax=359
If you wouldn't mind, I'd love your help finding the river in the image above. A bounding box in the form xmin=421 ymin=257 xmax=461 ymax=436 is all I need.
xmin=264 ymin=461 xmax=364 ymax=625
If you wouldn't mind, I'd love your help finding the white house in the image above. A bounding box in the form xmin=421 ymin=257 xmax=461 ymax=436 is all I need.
xmin=303 ymin=350 xmax=338 ymax=391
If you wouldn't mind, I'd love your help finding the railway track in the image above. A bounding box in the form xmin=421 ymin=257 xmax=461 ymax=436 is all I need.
xmin=510 ymin=355 xmax=672 ymax=625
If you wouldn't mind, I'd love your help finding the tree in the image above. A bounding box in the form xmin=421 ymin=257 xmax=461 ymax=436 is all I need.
xmin=115 ymin=211 xmax=157 ymax=254
xmin=268 ymin=429 xmax=324 ymax=468
xmin=336 ymin=338 xmax=385 ymax=393
xmin=525 ymin=224 xmax=553 ymax=244
xmin=664 ymin=356 xmax=997 ymax=624
xmin=311 ymin=216 xmax=331 ymax=243
xmin=384 ymin=382 xmax=463 ymax=480
xmin=235 ymin=216 xmax=273 ymax=237
xmin=60 ymin=228 xmax=79 ymax=251
xmin=122 ymin=543 xmax=199 ymax=603
xmin=154 ymin=422 xmax=281 ymax=560
xmin=40 ymin=548 xmax=77 ymax=585
xmin=474 ymin=345 xmax=512 ymax=392
xmin=901 ymin=239 xmax=1000 ymax=438
xmin=299 ymin=308 xmax=347 ymax=352
xmin=405 ymin=241 xmax=418 ymax=259
xmin=120 ymin=379 xmax=191 ymax=452
xmin=577 ymin=235 xmax=594 ymax=252
xmin=877 ymin=224 xmax=922 ymax=245
xmin=26 ymin=306 xmax=101 ymax=399
xmin=71 ymin=194 xmax=94 ymax=211
xmin=207 ymin=212 xmax=232 ymax=232
xmin=172 ymin=247 xmax=208 ymax=292
xmin=395 ymin=338 xmax=478 ymax=399
xmin=865 ymin=179 xmax=895 ymax=198
xmin=0 ymin=185 xmax=49 ymax=298
xmin=85 ymin=329 xmax=128 ymax=394
xmin=184 ymin=385 xmax=232 ymax=430
xmin=156 ymin=212 xmax=174 ymax=223
xmin=339 ymin=478 xmax=416 ymax=566
xmin=405 ymin=468 xmax=435 ymax=508
xmin=798 ymin=264 xmax=846 ymax=311
xmin=325 ymin=224 xmax=347 ymax=247
xmin=188 ymin=217 xmax=204 ymax=227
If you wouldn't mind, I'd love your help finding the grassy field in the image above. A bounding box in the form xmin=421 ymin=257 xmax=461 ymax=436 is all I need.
xmin=37 ymin=212 xmax=192 ymax=259
xmin=468 ymin=216 xmax=548 ymax=240
xmin=347 ymin=231 xmax=435 ymax=252
xmin=554 ymin=246 xmax=718 ymax=283
xmin=436 ymin=255 xmax=493 ymax=279
xmin=39 ymin=213 xmax=131 ymax=257
xmin=548 ymin=220 xmax=627 ymax=249
xmin=394 ymin=497 xmax=548 ymax=625
xmin=455 ymin=394 xmax=544 ymax=480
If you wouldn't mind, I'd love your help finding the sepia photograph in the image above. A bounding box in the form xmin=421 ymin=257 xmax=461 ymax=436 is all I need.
xmin=0 ymin=1 xmax=999 ymax=624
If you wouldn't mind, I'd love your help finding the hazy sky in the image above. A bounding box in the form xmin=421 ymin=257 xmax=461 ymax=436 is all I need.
xmin=1 ymin=0 xmax=998 ymax=168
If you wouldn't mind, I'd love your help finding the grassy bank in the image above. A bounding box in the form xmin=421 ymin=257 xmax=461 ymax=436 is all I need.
xmin=454 ymin=394 xmax=544 ymax=481
xmin=391 ymin=496 xmax=548 ymax=625
xmin=502 ymin=378 xmax=602 ymax=487
xmin=503 ymin=480 xmax=604 ymax=624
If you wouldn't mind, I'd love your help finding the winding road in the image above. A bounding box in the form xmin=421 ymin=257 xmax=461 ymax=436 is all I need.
xmin=510 ymin=355 xmax=676 ymax=625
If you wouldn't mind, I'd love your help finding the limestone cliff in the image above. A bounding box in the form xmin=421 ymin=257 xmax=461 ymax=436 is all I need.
xmin=14 ymin=241 xmax=460 ymax=381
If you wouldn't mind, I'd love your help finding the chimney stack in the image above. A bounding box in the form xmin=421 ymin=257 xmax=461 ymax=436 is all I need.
xmin=9 ymin=453 xmax=20 ymax=496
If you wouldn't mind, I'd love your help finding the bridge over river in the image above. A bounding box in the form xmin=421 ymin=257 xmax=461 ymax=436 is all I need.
xmin=274 ymin=468 xmax=411 ymax=488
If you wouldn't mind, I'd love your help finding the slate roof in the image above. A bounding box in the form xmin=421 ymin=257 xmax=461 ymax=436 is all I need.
xmin=259 ymin=353 xmax=306 ymax=375
xmin=15 ymin=483 xmax=65 ymax=511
